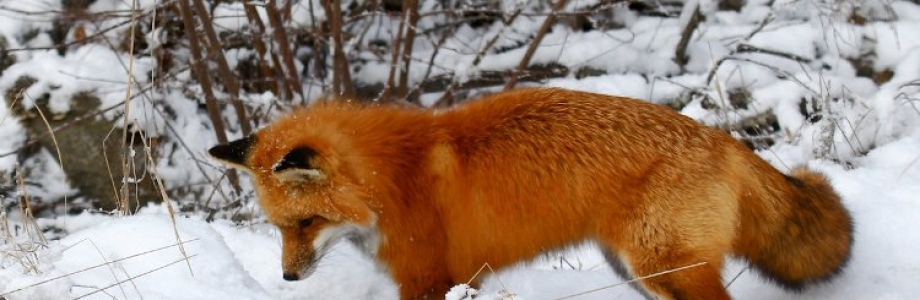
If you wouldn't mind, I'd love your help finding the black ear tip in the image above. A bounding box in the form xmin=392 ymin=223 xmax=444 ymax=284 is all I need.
xmin=208 ymin=135 xmax=255 ymax=165
xmin=207 ymin=145 xmax=224 ymax=157
xmin=208 ymin=144 xmax=233 ymax=161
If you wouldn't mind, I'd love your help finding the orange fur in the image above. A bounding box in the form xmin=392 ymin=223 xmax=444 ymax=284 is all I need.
xmin=209 ymin=88 xmax=852 ymax=300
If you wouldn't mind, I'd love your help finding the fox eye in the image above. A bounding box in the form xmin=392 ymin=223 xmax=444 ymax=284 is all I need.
xmin=299 ymin=217 xmax=315 ymax=228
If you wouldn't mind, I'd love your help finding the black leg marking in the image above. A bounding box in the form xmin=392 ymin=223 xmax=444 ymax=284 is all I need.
xmin=602 ymin=249 xmax=655 ymax=300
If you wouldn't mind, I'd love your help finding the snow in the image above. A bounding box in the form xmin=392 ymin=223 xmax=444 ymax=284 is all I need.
xmin=1 ymin=212 xmax=397 ymax=300
xmin=0 ymin=100 xmax=24 ymax=171
xmin=2 ymin=0 xmax=920 ymax=299
xmin=0 ymin=44 xmax=153 ymax=114
xmin=0 ymin=1 xmax=59 ymax=50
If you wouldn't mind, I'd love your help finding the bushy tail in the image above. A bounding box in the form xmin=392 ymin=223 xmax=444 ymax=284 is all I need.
xmin=742 ymin=168 xmax=854 ymax=291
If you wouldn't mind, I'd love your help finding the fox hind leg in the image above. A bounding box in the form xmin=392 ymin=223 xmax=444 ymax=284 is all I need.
xmin=596 ymin=194 xmax=735 ymax=300
xmin=600 ymin=244 xmax=730 ymax=300
xmin=631 ymin=251 xmax=730 ymax=300
xmin=602 ymin=249 xmax=655 ymax=299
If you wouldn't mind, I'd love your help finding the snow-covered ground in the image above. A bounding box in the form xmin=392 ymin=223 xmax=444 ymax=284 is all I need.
xmin=2 ymin=0 xmax=920 ymax=299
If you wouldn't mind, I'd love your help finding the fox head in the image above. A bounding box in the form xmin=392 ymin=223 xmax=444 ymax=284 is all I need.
xmin=208 ymin=130 xmax=381 ymax=281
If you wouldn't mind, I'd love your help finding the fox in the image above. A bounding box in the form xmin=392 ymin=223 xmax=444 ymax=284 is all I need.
xmin=208 ymin=88 xmax=853 ymax=300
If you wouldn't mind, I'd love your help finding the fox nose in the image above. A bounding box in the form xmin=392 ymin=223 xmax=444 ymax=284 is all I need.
xmin=283 ymin=273 xmax=299 ymax=281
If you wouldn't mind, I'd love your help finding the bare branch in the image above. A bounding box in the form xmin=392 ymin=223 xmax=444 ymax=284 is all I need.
xmin=322 ymin=0 xmax=355 ymax=98
xmin=380 ymin=0 xmax=410 ymax=102
xmin=177 ymin=0 xmax=240 ymax=192
xmin=705 ymin=13 xmax=774 ymax=86
xmin=191 ymin=0 xmax=251 ymax=135
xmin=242 ymin=2 xmax=282 ymax=98
xmin=434 ymin=3 xmax=526 ymax=106
xmin=406 ymin=24 xmax=454 ymax=103
xmin=674 ymin=2 xmax=702 ymax=70
xmin=266 ymin=0 xmax=305 ymax=101
xmin=397 ymin=0 xmax=421 ymax=99
xmin=505 ymin=0 xmax=569 ymax=91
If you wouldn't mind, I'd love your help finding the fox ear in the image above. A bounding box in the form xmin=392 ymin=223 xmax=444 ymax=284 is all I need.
xmin=208 ymin=136 xmax=255 ymax=171
xmin=273 ymin=147 xmax=325 ymax=182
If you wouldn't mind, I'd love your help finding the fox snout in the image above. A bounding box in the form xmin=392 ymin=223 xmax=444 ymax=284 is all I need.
xmin=281 ymin=258 xmax=319 ymax=282
xmin=282 ymin=272 xmax=300 ymax=281
xmin=281 ymin=249 xmax=319 ymax=282
xmin=281 ymin=272 xmax=302 ymax=281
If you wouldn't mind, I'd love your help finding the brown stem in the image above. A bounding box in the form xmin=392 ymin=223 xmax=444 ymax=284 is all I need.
xmin=191 ymin=0 xmax=251 ymax=135
xmin=281 ymin=0 xmax=293 ymax=22
xmin=307 ymin=0 xmax=327 ymax=96
xmin=242 ymin=2 xmax=282 ymax=98
xmin=704 ymin=13 xmax=773 ymax=86
xmin=674 ymin=3 xmax=701 ymax=70
xmin=266 ymin=0 xmax=305 ymax=101
xmin=434 ymin=5 xmax=525 ymax=106
xmin=407 ymin=25 xmax=453 ymax=103
xmin=397 ymin=0 xmax=420 ymax=99
xmin=322 ymin=0 xmax=355 ymax=98
xmin=177 ymin=0 xmax=240 ymax=192
xmin=504 ymin=0 xmax=568 ymax=91
xmin=380 ymin=1 xmax=409 ymax=102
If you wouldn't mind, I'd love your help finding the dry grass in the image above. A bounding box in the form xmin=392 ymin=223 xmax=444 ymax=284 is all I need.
xmin=0 ymin=238 xmax=199 ymax=297
xmin=550 ymin=262 xmax=708 ymax=300
xmin=456 ymin=260 xmax=709 ymax=300
xmin=0 ymin=168 xmax=47 ymax=276
xmin=0 ymin=90 xmax=47 ymax=277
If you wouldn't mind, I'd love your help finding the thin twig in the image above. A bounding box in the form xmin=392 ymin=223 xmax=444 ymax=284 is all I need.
xmin=86 ymin=239 xmax=130 ymax=299
xmin=177 ymin=0 xmax=240 ymax=192
xmin=116 ymin=0 xmax=141 ymax=215
xmin=322 ymin=0 xmax=355 ymax=98
xmin=380 ymin=0 xmax=410 ymax=102
xmin=241 ymin=2 xmax=282 ymax=98
xmin=306 ymin=0 xmax=326 ymax=100
xmin=71 ymin=254 xmax=199 ymax=300
xmin=552 ymin=262 xmax=708 ymax=300
xmin=504 ymin=0 xmax=569 ymax=90
xmin=265 ymin=0 xmax=305 ymax=101
xmin=191 ymin=0 xmax=252 ymax=135
xmin=434 ymin=3 xmax=526 ymax=106
xmin=142 ymin=132 xmax=194 ymax=276
xmin=31 ymin=104 xmax=67 ymax=218
xmin=406 ymin=24 xmax=454 ymax=104
xmin=674 ymin=2 xmax=702 ymax=70
xmin=735 ymin=43 xmax=812 ymax=64
xmin=0 ymin=2 xmax=174 ymax=53
xmin=704 ymin=13 xmax=774 ymax=86
xmin=397 ymin=0 xmax=420 ymax=99
xmin=463 ymin=262 xmax=511 ymax=296
xmin=0 ymin=239 xmax=198 ymax=296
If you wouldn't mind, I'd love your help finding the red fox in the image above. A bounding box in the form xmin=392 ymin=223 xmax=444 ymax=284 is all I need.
xmin=208 ymin=88 xmax=852 ymax=300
